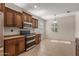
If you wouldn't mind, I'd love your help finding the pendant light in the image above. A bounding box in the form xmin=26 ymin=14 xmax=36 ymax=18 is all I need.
xmin=53 ymin=14 xmax=57 ymax=23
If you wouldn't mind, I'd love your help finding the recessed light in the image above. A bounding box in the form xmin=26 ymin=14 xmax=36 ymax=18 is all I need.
xmin=34 ymin=5 xmax=38 ymax=8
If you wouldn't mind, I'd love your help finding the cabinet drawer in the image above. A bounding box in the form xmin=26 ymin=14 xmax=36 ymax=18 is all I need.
xmin=17 ymin=37 xmax=25 ymax=41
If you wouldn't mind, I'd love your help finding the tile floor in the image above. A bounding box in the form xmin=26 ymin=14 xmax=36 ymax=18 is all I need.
xmin=19 ymin=39 xmax=76 ymax=56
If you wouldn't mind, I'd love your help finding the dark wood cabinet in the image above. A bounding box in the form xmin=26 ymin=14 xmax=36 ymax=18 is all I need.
xmin=28 ymin=14 xmax=32 ymax=23
xmin=0 ymin=3 xmax=5 ymax=12
xmin=4 ymin=7 xmax=38 ymax=28
xmin=4 ymin=36 xmax=25 ymax=56
xmin=4 ymin=39 xmax=16 ymax=56
xmin=23 ymin=12 xmax=29 ymax=22
xmin=4 ymin=7 xmax=15 ymax=27
xmin=32 ymin=18 xmax=38 ymax=28
xmin=35 ymin=34 xmax=41 ymax=45
xmin=15 ymin=12 xmax=22 ymax=27
xmin=4 ymin=7 xmax=23 ymax=27
xmin=22 ymin=12 xmax=32 ymax=23
xmin=76 ymin=38 xmax=79 ymax=56
xmin=17 ymin=37 xmax=25 ymax=54
xmin=35 ymin=19 xmax=38 ymax=28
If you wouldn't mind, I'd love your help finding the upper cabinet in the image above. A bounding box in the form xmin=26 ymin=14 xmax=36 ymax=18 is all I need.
xmin=32 ymin=18 xmax=38 ymax=28
xmin=35 ymin=19 xmax=38 ymax=28
xmin=15 ymin=12 xmax=22 ymax=27
xmin=4 ymin=7 xmax=22 ymax=27
xmin=4 ymin=7 xmax=15 ymax=27
xmin=28 ymin=14 xmax=32 ymax=23
xmin=4 ymin=7 xmax=38 ymax=28
xmin=22 ymin=12 xmax=32 ymax=23
xmin=0 ymin=3 xmax=5 ymax=12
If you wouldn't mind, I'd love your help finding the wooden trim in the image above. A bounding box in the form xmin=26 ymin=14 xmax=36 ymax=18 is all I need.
xmin=23 ymin=11 xmax=32 ymax=16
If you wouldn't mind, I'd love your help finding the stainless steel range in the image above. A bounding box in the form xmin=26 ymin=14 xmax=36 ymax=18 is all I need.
xmin=20 ymin=30 xmax=36 ymax=51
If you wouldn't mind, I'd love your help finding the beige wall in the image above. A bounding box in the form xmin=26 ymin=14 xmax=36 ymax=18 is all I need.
xmin=46 ymin=15 xmax=75 ymax=41
xmin=46 ymin=14 xmax=75 ymax=55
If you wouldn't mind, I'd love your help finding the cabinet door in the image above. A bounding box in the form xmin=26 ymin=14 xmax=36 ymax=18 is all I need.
xmin=15 ymin=12 xmax=22 ymax=27
xmin=28 ymin=15 xmax=32 ymax=23
xmin=35 ymin=34 xmax=39 ymax=45
xmin=32 ymin=18 xmax=35 ymax=28
xmin=23 ymin=12 xmax=31 ymax=22
xmin=17 ymin=37 xmax=25 ymax=54
xmin=76 ymin=39 xmax=79 ymax=56
xmin=5 ymin=7 xmax=14 ymax=27
xmin=35 ymin=34 xmax=41 ymax=45
xmin=4 ymin=39 xmax=16 ymax=56
xmin=35 ymin=19 xmax=38 ymax=28
xmin=0 ymin=4 xmax=2 ymax=11
xmin=23 ymin=13 xmax=26 ymax=22
xmin=0 ymin=3 xmax=5 ymax=12
xmin=32 ymin=18 xmax=38 ymax=28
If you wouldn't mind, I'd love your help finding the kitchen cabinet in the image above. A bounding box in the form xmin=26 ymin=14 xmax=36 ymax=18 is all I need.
xmin=22 ymin=12 xmax=28 ymax=22
xmin=4 ymin=36 xmax=25 ymax=56
xmin=17 ymin=38 xmax=25 ymax=54
xmin=15 ymin=12 xmax=22 ymax=27
xmin=76 ymin=38 xmax=79 ymax=56
xmin=0 ymin=3 xmax=5 ymax=12
xmin=4 ymin=39 xmax=16 ymax=56
xmin=4 ymin=7 xmax=23 ymax=27
xmin=4 ymin=7 xmax=15 ymax=27
xmin=35 ymin=34 xmax=41 ymax=45
xmin=28 ymin=14 xmax=32 ymax=22
xmin=35 ymin=19 xmax=38 ymax=28
xmin=32 ymin=18 xmax=38 ymax=28
xmin=22 ymin=12 xmax=32 ymax=23
xmin=32 ymin=18 xmax=35 ymax=28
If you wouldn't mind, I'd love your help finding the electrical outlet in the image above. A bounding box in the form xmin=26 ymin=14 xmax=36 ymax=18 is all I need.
xmin=11 ymin=29 xmax=13 ymax=32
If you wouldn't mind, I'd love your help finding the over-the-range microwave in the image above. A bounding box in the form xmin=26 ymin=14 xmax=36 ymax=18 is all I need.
xmin=23 ymin=22 xmax=32 ymax=29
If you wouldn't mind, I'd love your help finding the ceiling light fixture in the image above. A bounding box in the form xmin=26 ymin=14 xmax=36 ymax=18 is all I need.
xmin=34 ymin=5 xmax=38 ymax=8
xmin=53 ymin=14 xmax=57 ymax=23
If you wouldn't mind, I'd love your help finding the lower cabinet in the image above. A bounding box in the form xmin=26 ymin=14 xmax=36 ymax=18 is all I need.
xmin=4 ymin=39 xmax=16 ymax=56
xmin=76 ymin=38 xmax=79 ymax=56
xmin=17 ymin=38 xmax=25 ymax=54
xmin=35 ymin=34 xmax=41 ymax=45
xmin=4 ymin=36 xmax=25 ymax=56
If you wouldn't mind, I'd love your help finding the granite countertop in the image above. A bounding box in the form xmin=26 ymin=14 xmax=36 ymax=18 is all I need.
xmin=4 ymin=35 xmax=25 ymax=40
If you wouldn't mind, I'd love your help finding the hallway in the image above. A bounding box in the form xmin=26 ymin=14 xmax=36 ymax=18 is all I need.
xmin=19 ymin=39 xmax=75 ymax=56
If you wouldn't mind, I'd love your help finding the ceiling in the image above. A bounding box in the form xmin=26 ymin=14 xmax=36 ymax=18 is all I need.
xmin=14 ymin=3 xmax=79 ymax=20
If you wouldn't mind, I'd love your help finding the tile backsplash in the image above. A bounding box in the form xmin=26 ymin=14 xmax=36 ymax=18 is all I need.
xmin=4 ymin=27 xmax=20 ymax=36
